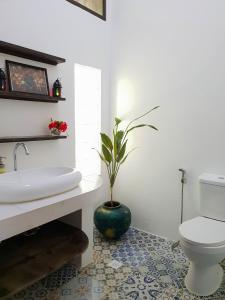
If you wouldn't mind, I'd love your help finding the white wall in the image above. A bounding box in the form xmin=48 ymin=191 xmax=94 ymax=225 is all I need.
xmin=0 ymin=0 xmax=112 ymax=202
xmin=1 ymin=0 xmax=225 ymax=241
xmin=111 ymin=0 xmax=225 ymax=240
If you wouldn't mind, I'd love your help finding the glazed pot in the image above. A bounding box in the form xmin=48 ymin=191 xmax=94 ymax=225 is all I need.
xmin=94 ymin=201 xmax=131 ymax=240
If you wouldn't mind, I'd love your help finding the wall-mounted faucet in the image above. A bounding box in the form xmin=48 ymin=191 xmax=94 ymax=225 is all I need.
xmin=13 ymin=143 xmax=30 ymax=171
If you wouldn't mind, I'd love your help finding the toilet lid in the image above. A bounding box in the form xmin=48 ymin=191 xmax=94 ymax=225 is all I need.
xmin=179 ymin=217 xmax=225 ymax=247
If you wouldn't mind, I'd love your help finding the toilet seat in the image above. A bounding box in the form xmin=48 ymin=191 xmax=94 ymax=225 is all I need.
xmin=179 ymin=217 xmax=225 ymax=247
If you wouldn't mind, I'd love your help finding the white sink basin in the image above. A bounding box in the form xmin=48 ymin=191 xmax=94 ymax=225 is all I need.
xmin=0 ymin=167 xmax=82 ymax=203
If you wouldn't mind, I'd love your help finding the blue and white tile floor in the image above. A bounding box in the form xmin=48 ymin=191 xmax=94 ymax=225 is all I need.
xmin=10 ymin=228 xmax=225 ymax=300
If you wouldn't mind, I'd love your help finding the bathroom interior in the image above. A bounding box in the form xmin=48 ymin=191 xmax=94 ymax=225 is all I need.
xmin=0 ymin=0 xmax=225 ymax=299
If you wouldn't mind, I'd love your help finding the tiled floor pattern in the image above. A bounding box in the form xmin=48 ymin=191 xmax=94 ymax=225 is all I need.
xmin=10 ymin=228 xmax=225 ymax=300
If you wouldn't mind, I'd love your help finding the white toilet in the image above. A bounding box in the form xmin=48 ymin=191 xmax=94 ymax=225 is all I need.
xmin=179 ymin=173 xmax=225 ymax=296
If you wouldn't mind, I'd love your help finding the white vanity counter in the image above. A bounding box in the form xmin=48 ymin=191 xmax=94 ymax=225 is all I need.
xmin=0 ymin=175 xmax=102 ymax=242
xmin=0 ymin=175 xmax=102 ymax=221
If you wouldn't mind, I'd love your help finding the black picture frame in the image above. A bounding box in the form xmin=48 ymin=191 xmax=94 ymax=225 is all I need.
xmin=6 ymin=60 xmax=49 ymax=96
xmin=65 ymin=0 xmax=106 ymax=21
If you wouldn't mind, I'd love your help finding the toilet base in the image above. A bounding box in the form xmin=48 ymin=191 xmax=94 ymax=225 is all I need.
xmin=185 ymin=262 xmax=224 ymax=296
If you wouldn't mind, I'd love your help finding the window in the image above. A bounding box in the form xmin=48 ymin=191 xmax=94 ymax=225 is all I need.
xmin=75 ymin=64 xmax=101 ymax=176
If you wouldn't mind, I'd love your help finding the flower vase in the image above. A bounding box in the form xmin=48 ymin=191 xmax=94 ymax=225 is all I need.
xmin=50 ymin=128 xmax=61 ymax=136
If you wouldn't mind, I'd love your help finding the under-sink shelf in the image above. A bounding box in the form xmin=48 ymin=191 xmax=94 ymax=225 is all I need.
xmin=0 ymin=221 xmax=88 ymax=299
xmin=0 ymin=135 xmax=67 ymax=143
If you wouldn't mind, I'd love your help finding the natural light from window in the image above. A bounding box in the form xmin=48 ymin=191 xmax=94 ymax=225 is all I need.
xmin=75 ymin=64 xmax=101 ymax=176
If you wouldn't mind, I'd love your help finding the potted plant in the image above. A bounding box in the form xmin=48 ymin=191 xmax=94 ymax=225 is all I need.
xmin=94 ymin=106 xmax=159 ymax=239
xmin=48 ymin=119 xmax=68 ymax=136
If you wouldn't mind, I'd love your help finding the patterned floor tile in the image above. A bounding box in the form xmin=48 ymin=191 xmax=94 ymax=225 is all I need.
xmin=7 ymin=227 xmax=225 ymax=300
xmin=117 ymin=269 xmax=170 ymax=300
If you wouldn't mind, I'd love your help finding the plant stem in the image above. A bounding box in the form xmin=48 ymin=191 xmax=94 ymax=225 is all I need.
xmin=121 ymin=106 xmax=159 ymax=146
xmin=106 ymin=164 xmax=111 ymax=178
xmin=110 ymin=186 xmax=113 ymax=207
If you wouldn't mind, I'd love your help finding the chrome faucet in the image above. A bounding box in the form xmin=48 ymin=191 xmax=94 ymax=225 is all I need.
xmin=13 ymin=143 xmax=30 ymax=171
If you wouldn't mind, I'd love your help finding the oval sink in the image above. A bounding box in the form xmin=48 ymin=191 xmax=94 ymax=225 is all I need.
xmin=0 ymin=167 xmax=82 ymax=203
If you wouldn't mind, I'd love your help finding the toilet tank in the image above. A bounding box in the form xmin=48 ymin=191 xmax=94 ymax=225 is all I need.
xmin=199 ymin=173 xmax=225 ymax=221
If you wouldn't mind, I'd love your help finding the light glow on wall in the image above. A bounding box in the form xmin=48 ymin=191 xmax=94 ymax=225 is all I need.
xmin=75 ymin=64 xmax=101 ymax=176
xmin=116 ymin=78 xmax=135 ymax=118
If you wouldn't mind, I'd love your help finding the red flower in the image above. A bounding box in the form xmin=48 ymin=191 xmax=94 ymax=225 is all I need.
xmin=48 ymin=119 xmax=68 ymax=133
xmin=59 ymin=122 xmax=68 ymax=132
xmin=48 ymin=121 xmax=57 ymax=129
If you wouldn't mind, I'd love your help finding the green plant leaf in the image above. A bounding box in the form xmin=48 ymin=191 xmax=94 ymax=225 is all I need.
xmin=110 ymin=173 xmax=116 ymax=187
xmin=113 ymin=130 xmax=117 ymax=158
xmin=100 ymin=133 xmax=113 ymax=151
xmin=120 ymin=153 xmax=129 ymax=165
xmin=92 ymin=148 xmax=107 ymax=163
xmin=115 ymin=117 xmax=122 ymax=126
xmin=116 ymin=130 xmax=124 ymax=142
xmin=125 ymin=106 xmax=160 ymax=132
xmin=120 ymin=148 xmax=137 ymax=164
xmin=127 ymin=124 xmax=158 ymax=133
xmin=129 ymin=106 xmax=160 ymax=124
xmin=115 ymin=130 xmax=124 ymax=153
xmin=116 ymin=140 xmax=127 ymax=162
xmin=102 ymin=144 xmax=112 ymax=163
xmin=113 ymin=130 xmax=124 ymax=158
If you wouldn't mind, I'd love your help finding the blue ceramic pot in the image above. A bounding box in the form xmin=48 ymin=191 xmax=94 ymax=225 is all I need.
xmin=94 ymin=201 xmax=131 ymax=240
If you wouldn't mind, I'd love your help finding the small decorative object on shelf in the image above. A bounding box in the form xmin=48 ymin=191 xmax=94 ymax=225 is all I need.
xmin=52 ymin=78 xmax=62 ymax=97
xmin=6 ymin=60 xmax=49 ymax=95
xmin=0 ymin=68 xmax=6 ymax=91
xmin=48 ymin=119 xmax=68 ymax=136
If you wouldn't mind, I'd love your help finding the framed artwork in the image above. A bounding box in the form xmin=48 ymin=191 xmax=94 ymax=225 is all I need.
xmin=6 ymin=60 xmax=49 ymax=96
xmin=66 ymin=0 xmax=106 ymax=20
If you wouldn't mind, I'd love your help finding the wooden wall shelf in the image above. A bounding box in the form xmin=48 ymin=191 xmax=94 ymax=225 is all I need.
xmin=0 ymin=41 xmax=66 ymax=65
xmin=0 ymin=221 xmax=88 ymax=299
xmin=0 ymin=91 xmax=66 ymax=103
xmin=0 ymin=135 xmax=67 ymax=143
